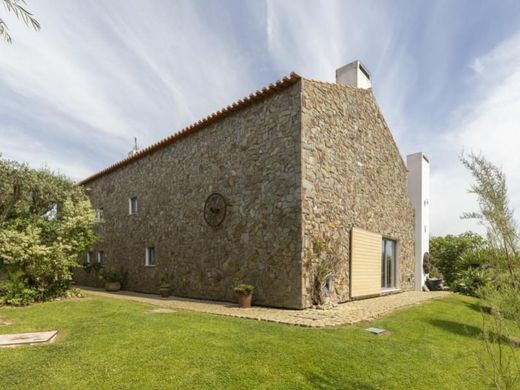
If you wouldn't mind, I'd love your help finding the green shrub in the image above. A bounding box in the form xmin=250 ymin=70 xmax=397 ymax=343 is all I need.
xmin=99 ymin=268 xmax=125 ymax=283
xmin=480 ymin=272 xmax=520 ymax=326
xmin=430 ymin=232 xmax=487 ymax=286
xmin=452 ymin=267 xmax=491 ymax=297
xmin=159 ymin=273 xmax=172 ymax=289
xmin=233 ymin=283 xmax=255 ymax=295
xmin=0 ymin=270 xmax=37 ymax=306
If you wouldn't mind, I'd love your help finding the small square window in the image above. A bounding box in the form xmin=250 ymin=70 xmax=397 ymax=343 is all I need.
xmin=145 ymin=247 xmax=156 ymax=266
xmin=86 ymin=251 xmax=93 ymax=264
xmin=97 ymin=251 xmax=105 ymax=264
xmin=95 ymin=208 xmax=104 ymax=222
xmin=129 ymin=197 xmax=138 ymax=215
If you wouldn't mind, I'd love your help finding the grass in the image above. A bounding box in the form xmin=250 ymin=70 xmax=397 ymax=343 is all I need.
xmin=0 ymin=294 xmax=516 ymax=389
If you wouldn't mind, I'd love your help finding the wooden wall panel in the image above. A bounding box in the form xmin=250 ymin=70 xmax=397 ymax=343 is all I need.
xmin=351 ymin=228 xmax=382 ymax=298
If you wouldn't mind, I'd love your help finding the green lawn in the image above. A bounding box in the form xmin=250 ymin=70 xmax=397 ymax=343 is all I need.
xmin=0 ymin=294 xmax=514 ymax=389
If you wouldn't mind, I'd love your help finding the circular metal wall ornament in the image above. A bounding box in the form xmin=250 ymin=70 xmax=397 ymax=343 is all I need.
xmin=204 ymin=193 xmax=227 ymax=227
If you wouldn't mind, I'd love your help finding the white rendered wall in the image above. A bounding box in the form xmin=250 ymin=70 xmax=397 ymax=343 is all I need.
xmin=407 ymin=153 xmax=430 ymax=291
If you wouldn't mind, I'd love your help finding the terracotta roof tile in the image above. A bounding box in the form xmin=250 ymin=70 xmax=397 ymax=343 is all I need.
xmin=79 ymin=72 xmax=301 ymax=185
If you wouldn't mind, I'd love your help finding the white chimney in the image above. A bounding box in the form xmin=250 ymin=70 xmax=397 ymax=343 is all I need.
xmin=336 ymin=60 xmax=371 ymax=89
xmin=407 ymin=152 xmax=430 ymax=291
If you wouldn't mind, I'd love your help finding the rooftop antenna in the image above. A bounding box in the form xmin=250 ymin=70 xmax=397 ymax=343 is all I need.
xmin=128 ymin=137 xmax=139 ymax=157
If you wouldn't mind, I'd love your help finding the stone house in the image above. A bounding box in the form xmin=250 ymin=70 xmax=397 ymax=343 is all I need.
xmin=75 ymin=60 xmax=428 ymax=309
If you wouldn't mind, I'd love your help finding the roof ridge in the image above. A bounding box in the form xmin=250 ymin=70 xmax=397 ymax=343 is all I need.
xmin=79 ymin=72 xmax=301 ymax=185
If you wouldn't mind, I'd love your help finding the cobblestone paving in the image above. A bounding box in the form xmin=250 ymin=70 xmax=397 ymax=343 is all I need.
xmin=81 ymin=287 xmax=450 ymax=328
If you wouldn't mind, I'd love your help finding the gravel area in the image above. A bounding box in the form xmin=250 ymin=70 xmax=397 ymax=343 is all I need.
xmin=81 ymin=287 xmax=450 ymax=328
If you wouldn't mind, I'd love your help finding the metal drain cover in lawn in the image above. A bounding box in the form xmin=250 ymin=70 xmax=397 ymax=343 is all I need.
xmin=366 ymin=327 xmax=386 ymax=335
xmin=146 ymin=308 xmax=176 ymax=314
xmin=0 ymin=331 xmax=58 ymax=347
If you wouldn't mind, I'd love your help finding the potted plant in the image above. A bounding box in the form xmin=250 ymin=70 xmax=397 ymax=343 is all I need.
xmin=159 ymin=279 xmax=171 ymax=298
xmin=426 ymin=269 xmax=443 ymax=291
xmin=100 ymin=269 xmax=122 ymax=292
xmin=233 ymin=283 xmax=255 ymax=308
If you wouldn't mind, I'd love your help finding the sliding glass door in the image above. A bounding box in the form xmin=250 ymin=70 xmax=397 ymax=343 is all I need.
xmin=381 ymin=238 xmax=397 ymax=289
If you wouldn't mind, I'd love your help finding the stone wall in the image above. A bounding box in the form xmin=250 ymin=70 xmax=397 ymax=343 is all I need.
xmin=75 ymin=81 xmax=304 ymax=309
xmin=75 ymin=76 xmax=416 ymax=309
xmin=300 ymin=79 xmax=415 ymax=307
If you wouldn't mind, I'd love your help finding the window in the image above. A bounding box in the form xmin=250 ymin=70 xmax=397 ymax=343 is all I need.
xmin=145 ymin=247 xmax=156 ymax=266
xmin=381 ymin=238 xmax=397 ymax=289
xmin=86 ymin=251 xmax=93 ymax=264
xmin=95 ymin=208 xmax=104 ymax=222
xmin=129 ymin=197 xmax=138 ymax=215
xmin=97 ymin=251 xmax=105 ymax=264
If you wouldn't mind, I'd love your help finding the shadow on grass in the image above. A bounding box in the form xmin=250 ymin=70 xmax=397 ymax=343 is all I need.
xmin=428 ymin=319 xmax=481 ymax=338
xmin=427 ymin=319 xmax=510 ymax=344
xmin=306 ymin=371 xmax=377 ymax=390
xmin=461 ymin=300 xmax=493 ymax=314
xmin=461 ymin=300 xmax=482 ymax=313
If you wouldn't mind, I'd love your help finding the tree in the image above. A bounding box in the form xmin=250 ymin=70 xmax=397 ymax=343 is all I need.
xmin=0 ymin=156 xmax=96 ymax=305
xmin=0 ymin=0 xmax=40 ymax=44
xmin=461 ymin=152 xmax=520 ymax=389
xmin=430 ymin=232 xmax=487 ymax=286
xmin=461 ymin=152 xmax=519 ymax=291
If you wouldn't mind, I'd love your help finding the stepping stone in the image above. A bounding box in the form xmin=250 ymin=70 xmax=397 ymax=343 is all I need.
xmin=145 ymin=308 xmax=176 ymax=314
xmin=0 ymin=331 xmax=58 ymax=347
xmin=366 ymin=327 xmax=386 ymax=335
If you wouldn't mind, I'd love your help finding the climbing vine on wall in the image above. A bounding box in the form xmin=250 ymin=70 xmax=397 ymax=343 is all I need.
xmin=305 ymin=234 xmax=341 ymax=307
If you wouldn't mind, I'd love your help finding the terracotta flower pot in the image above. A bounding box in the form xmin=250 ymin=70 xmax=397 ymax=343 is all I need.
xmin=105 ymin=281 xmax=121 ymax=292
xmin=159 ymin=287 xmax=171 ymax=298
xmin=238 ymin=293 xmax=252 ymax=308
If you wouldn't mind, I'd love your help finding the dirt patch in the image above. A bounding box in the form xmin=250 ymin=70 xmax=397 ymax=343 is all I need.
xmin=0 ymin=318 xmax=13 ymax=326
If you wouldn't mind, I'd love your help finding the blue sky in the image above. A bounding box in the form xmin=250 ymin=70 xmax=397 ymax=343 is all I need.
xmin=1 ymin=0 xmax=520 ymax=236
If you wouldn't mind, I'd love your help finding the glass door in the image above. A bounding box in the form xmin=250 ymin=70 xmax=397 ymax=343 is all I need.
xmin=381 ymin=238 xmax=397 ymax=289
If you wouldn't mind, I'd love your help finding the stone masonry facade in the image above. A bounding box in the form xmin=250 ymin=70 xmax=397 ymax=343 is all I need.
xmin=300 ymin=80 xmax=415 ymax=307
xmin=76 ymin=81 xmax=304 ymax=309
xmin=75 ymin=76 xmax=415 ymax=309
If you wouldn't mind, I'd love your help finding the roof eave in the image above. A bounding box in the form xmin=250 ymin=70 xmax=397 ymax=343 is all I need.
xmin=79 ymin=72 xmax=301 ymax=185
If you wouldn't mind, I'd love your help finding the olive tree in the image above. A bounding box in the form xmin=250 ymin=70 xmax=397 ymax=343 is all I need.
xmin=0 ymin=156 xmax=96 ymax=305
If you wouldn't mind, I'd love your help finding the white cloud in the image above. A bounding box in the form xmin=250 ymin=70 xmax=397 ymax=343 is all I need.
xmin=0 ymin=125 xmax=92 ymax=179
xmin=429 ymin=32 xmax=520 ymax=236
xmin=268 ymin=1 xmax=424 ymax=157
xmin=0 ymin=0 xmax=264 ymax=179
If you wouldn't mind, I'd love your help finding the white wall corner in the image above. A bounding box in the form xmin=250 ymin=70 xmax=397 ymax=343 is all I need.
xmin=407 ymin=152 xmax=430 ymax=291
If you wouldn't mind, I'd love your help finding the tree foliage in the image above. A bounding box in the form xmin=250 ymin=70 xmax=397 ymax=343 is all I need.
xmin=0 ymin=0 xmax=40 ymax=44
xmin=461 ymin=152 xmax=519 ymax=289
xmin=461 ymin=152 xmax=520 ymax=389
xmin=430 ymin=232 xmax=487 ymax=286
xmin=0 ymin=156 xmax=96 ymax=305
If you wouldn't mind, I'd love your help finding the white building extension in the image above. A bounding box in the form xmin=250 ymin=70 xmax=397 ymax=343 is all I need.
xmin=407 ymin=152 xmax=430 ymax=291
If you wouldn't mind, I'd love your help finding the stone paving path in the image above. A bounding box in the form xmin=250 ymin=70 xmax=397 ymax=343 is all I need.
xmin=0 ymin=331 xmax=58 ymax=347
xmin=81 ymin=287 xmax=450 ymax=328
